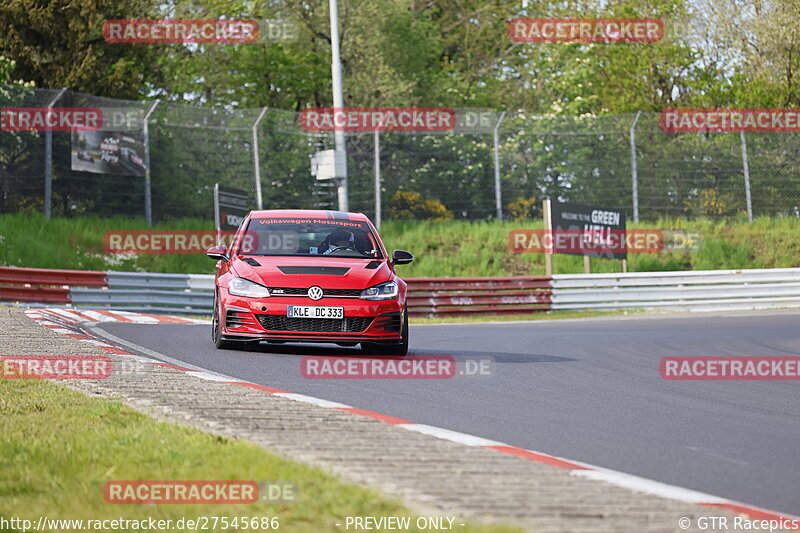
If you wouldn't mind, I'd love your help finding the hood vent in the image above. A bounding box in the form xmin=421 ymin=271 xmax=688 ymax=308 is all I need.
xmin=242 ymin=257 xmax=261 ymax=267
xmin=277 ymin=266 xmax=350 ymax=275
xmin=365 ymin=260 xmax=381 ymax=269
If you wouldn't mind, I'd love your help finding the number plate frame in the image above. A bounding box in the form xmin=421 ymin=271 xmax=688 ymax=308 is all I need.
xmin=287 ymin=305 xmax=344 ymax=319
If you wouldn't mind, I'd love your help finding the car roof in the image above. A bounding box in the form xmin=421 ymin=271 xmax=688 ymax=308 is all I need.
xmin=248 ymin=209 xmax=370 ymax=222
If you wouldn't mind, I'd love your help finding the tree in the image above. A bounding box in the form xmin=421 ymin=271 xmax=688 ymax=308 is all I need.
xmin=0 ymin=0 xmax=164 ymax=98
xmin=0 ymin=56 xmax=41 ymax=213
xmin=693 ymin=0 xmax=800 ymax=107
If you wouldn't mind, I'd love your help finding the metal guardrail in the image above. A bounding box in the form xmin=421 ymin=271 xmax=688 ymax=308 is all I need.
xmin=106 ymin=271 xmax=214 ymax=291
xmin=3 ymin=266 xmax=800 ymax=315
xmin=0 ymin=285 xmax=72 ymax=304
xmin=70 ymin=288 xmax=214 ymax=309
xmin=0 ymin=266 xmax=106 ymax=287
xmin=551 ymin=268 xmax=800 ymax=312
xmin=406 ymin=276 xmax=552 ymax=316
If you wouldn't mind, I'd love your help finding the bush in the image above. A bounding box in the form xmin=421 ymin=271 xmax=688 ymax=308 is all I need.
xmin=388 ymin=191 xmax=453 ymax=221
xmin=684 ymin=189 xmax=741 ymax=218
xmin=506 ymin=196 xmax=539 ymax=220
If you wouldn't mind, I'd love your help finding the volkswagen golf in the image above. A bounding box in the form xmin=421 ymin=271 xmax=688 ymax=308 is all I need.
xmin=206 ymin=209 xmax=413 ymax=355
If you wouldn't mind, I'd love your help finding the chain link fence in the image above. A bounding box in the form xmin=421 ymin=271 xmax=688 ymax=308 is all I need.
xmin=2 ymin=86 xmax=799 ymax=223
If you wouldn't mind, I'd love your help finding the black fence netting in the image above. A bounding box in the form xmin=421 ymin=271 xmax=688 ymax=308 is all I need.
xmin=2 ymin=86 xmax=800 ymax=222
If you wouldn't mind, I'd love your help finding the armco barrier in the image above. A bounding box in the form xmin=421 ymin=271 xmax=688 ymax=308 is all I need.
xmin=0 ymin=266 xmax=107 ymax=286
xmin=551 ymin=268 xmax=800 ymax=312
xmin=406 ymin=276 xmax=552 ymax=316
xmin=3 ymin=266 xmax=800 ymax=316
xmin=0 ymin=266 xmax=106 ymax=304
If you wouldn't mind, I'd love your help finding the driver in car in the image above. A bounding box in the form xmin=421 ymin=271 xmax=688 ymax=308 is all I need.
xmin=322 ymin=229 xmax=356 ymax=254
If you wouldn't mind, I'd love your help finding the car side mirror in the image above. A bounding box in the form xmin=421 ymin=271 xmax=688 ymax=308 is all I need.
xmin=206 ymin=245 xmax=229 ymax=261
xmin=391 ymin=249 xmax=413 ymax=266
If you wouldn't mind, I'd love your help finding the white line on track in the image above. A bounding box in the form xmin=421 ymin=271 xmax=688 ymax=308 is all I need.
xmin=572 ymin=468 xmax=728 ymax=504
xmin=272 ymin=393 xmax=351 ymax=408
xmin=396 ymin=424 xmax=505 ymax=447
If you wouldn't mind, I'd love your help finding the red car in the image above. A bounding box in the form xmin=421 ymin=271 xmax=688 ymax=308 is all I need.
xmin=206 ymin=209 xmax=413 ymax=355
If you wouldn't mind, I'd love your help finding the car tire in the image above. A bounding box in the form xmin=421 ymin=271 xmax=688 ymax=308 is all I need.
xmin=212 ymin=294 xmax=235 ymax=350
xmin=361 ymin=308 xmax=409 ymax=356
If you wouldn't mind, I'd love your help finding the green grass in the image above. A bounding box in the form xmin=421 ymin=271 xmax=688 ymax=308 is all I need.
xmin=1 ymin=212 xmax=799 ymax=276
xmin=0 ymin=379 xmax=521 ymax=533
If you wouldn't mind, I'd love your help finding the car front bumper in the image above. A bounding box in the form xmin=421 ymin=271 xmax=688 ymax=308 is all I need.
xmin=219 ymin=291 xmax=404 ymax=344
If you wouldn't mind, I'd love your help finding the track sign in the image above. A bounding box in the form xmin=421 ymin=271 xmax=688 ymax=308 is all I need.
xmin=549 ymin=202 xmax=627 ymax=260
xmin=214 ymin=185 xmax=250 ymax=233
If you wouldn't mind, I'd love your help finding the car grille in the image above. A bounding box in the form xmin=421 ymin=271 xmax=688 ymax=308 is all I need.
xmin=255 ymin=314 xmax=373 ymax=333
xmin=268 ymin=287 xmax=362 ymax=298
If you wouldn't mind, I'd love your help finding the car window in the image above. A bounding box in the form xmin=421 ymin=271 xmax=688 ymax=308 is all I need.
xmin=235 ymin=218 xmax=383 ymax=259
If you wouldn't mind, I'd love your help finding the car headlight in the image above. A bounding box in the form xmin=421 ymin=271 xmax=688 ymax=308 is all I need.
xmin=228 ymin=277 xmax=271 ymax=298
xmin=360 ymin=281 xmax=398 ymax=300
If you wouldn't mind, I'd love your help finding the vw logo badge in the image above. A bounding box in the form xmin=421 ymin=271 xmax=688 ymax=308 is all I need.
xmin=307 ymin=286 xmax=324 ymax=301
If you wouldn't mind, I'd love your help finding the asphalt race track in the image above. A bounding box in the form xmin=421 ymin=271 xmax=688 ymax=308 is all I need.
xmin=93 ymin=311 xmax=800 ymax=516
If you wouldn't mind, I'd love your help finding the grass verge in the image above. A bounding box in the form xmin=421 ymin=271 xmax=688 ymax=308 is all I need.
xmin=1 ymin=213 xmax=799 ymax=276
xmin=0 ymin=379 xmax=521 ymax=533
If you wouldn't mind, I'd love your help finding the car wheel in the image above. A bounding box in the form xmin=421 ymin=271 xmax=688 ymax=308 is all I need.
xmin=212 ymin=294 xmax=235 ymax=350
xmin=361 ymin=308 xmax=409 ymax=356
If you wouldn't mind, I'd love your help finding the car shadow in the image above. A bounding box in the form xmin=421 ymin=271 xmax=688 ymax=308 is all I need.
xmin=233 ymin=342 xmax=575 ymax=364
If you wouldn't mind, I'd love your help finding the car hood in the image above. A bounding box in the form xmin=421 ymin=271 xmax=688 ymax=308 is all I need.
xmin=230 ymin=256 xmax=393 ymax=289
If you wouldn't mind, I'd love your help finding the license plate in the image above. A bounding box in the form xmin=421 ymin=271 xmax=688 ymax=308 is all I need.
xmin=287 ymin=305 xmax=344 ymax=319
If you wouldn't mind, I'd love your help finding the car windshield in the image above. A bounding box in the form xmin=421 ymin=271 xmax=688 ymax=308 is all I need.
xmin=235 ymin=218 xmax=383 ymax=258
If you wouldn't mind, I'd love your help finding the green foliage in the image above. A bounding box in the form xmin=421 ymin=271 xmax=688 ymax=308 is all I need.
xmin=388 ymin=191 xmax=453 ymax=221
xmin=692 ymin=239 xmax=756 ymax=270
xmin=0 ymin=0 xmax=164 ymax=98
xmin=506 ymin=196 xmax=539 ymax=220
xmin=3 ymin=0 xmax=800 ymax=223
xmin=3 ymin=214 xmax=800 ymax=276
xmin=684 ymin=189 xmax=741 ymax=218
xmin=4 ymin=0 xmax=790 ymax=112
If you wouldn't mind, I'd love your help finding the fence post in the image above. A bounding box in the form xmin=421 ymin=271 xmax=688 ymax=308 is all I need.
xmin=329 ymin=0 xmax=349 ymax=212
xmin=543 ymin=199 xmax=553 ymax=276
xmin=740 ymin=130 xmax=753 ymax=222
xmin=493 ymin=111 xmax=507 ymax=220
xmin=629 ymin=110 xmax=642 ymax=223
xmin=252 ymin=107 xmax=268 ymax=210
xmin=374 ymin=130 xmax=381 ymax=229
xmin=43 ymin=87 xmax=67 ymax=219
xmin=142 ymin=100 xmax=160 ymax=226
